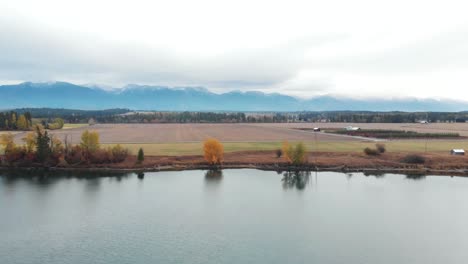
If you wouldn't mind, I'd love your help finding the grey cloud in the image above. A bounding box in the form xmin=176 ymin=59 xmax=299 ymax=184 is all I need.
xmin=0 ymin=18 xmax=341 ymax=92
xmin=311 ymin=27 xmax=468 ymax=74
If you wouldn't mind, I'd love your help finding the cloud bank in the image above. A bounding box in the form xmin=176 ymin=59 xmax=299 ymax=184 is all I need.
xmin=1 ymin=0 xmax=468 ymax=99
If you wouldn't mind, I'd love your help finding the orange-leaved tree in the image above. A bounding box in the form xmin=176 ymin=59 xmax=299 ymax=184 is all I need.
xmin=282 ymin=140 xmax=290 ymax=162
xmin=203 ymin=138 xmax=224 ymax=165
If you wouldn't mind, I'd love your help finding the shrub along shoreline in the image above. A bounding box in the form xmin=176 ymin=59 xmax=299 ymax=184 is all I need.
xmin=1 ymin=125 xmax=129 ymax=167
xmin=1 ymin=149 xmax=468 ymax=177
xmin=3 ymin=132 xmax=468 ymax=176
xmin=1 ymin=161 xmax=467 ymax=177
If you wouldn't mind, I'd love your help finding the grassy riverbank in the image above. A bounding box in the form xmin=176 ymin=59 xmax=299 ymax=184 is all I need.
xmin=2 ymin=151 xmax=468 ymax=176
xmin=4 ymin=140 xmax=468 ymax=156
xmin=101 ymin=140 xmax=468 ymax=156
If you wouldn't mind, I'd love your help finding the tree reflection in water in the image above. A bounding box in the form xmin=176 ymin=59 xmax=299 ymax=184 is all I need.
xmin=0 ymin=170 xmax=132 ymax=188
xmin=205 ymin=169 xmax=223 ymax=183
xmin=281 ymin=171 xmax=311 ymax=190
xmin=405 ymin=173 xmax=426 ymax=180
xmin=363 ymin=171 xmax=386 ymax=178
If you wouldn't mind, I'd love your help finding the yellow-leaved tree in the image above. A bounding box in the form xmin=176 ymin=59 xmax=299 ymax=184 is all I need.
xmin=80 ymin=130 xmax=100 ymax=161
xmin=17 ymin=114 xmax=29 ymax=130
xmin=281 ymin=141 xmax=307 ymax=165
xmin=282 ymin=141 xmax=290 ymax=161
xmin=0 ymin=133 xmax=15 ymax=153
xmin=203 ymin=138 xmax=224 ymax=165
xmin=22 ymin=132 xmax=36 ymax=153
xmin=290 ymin=142 xmax=307 ymax=165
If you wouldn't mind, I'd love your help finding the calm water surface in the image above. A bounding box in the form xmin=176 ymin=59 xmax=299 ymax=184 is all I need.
xmin=1 ymin=169 xmax=468 ymax=264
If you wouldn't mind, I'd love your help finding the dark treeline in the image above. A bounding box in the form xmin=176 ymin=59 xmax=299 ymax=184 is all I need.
xmin=10 ymin=108 xmax=288 ymax=123
xmin=12 ymin=108 xmax=129 ymax=123
xmin=0 ymin=110 xmax=64 ymax=130
xmin=108 ymin=112 xmax=289 ymax=123
xmin=0 ymin=111 xmax=32 ymax=130
xmin=6 ymin=108 xmax=468 ymax=123
xmin=297 ymin=111 xmax=468 ymax=123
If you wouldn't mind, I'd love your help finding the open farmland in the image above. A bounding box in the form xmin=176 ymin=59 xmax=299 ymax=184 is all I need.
xmin=254 ymin=122 xmax=468 ymax=136
xmin=6 ymin=122 xmax=468 ymax=156
xmin=12 ymin=123 xmax=366 ymax=144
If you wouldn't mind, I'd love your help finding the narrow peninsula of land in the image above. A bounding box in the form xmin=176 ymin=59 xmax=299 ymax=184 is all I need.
xmin=3 ymin=150 xmax=468 ymax=177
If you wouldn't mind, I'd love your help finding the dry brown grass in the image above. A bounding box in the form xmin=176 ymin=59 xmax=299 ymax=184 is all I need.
xmin=57 ymin=150 xmax=468 ymax=172
xmin=6 ymin=123 xmax=468 ymax=156
xmin=13 ymin=123 xmax=364 ymax=144
xmin=4 ymin=122 xmax=468 ymax=170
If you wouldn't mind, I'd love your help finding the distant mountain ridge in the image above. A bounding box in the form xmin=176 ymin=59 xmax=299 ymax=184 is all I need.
xmin=0 ymin=81 xmax=466 ymax=112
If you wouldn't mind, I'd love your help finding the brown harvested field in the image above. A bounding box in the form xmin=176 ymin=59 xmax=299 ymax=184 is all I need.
xmin=7 ymin=122 xmax=468 ymax=156
xmin=254 ymin=122 xmax=468 ymax=136
xmin=12 ymin=123 xmax=368 ymax=144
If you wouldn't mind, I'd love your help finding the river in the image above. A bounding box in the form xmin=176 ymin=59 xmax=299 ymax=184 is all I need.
xmin=1 ymin=169 xmax=467 ymax=264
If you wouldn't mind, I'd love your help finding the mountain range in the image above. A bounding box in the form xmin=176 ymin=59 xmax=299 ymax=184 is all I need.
xmin=0 ymin=81 xmax=466 ymax=112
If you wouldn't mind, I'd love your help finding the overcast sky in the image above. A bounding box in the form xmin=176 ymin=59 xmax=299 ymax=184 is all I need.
xmin=1 ymin=0 xmax=468 ymax=99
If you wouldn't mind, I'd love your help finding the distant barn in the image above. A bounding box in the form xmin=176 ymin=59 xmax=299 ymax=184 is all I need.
xmin=450 ymin=149 xmax=465 ymax=156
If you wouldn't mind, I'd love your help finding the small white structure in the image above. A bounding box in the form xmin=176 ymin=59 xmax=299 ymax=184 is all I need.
xmin=345 ymin=126 xmax=360 ymax=131
xmin=88 ymin=118 xmax=96 ymax=126
xmin=419 ymin=120 xmax=429 ymax=124
xmin=450 ymin=149 xmax=465 ymax=156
